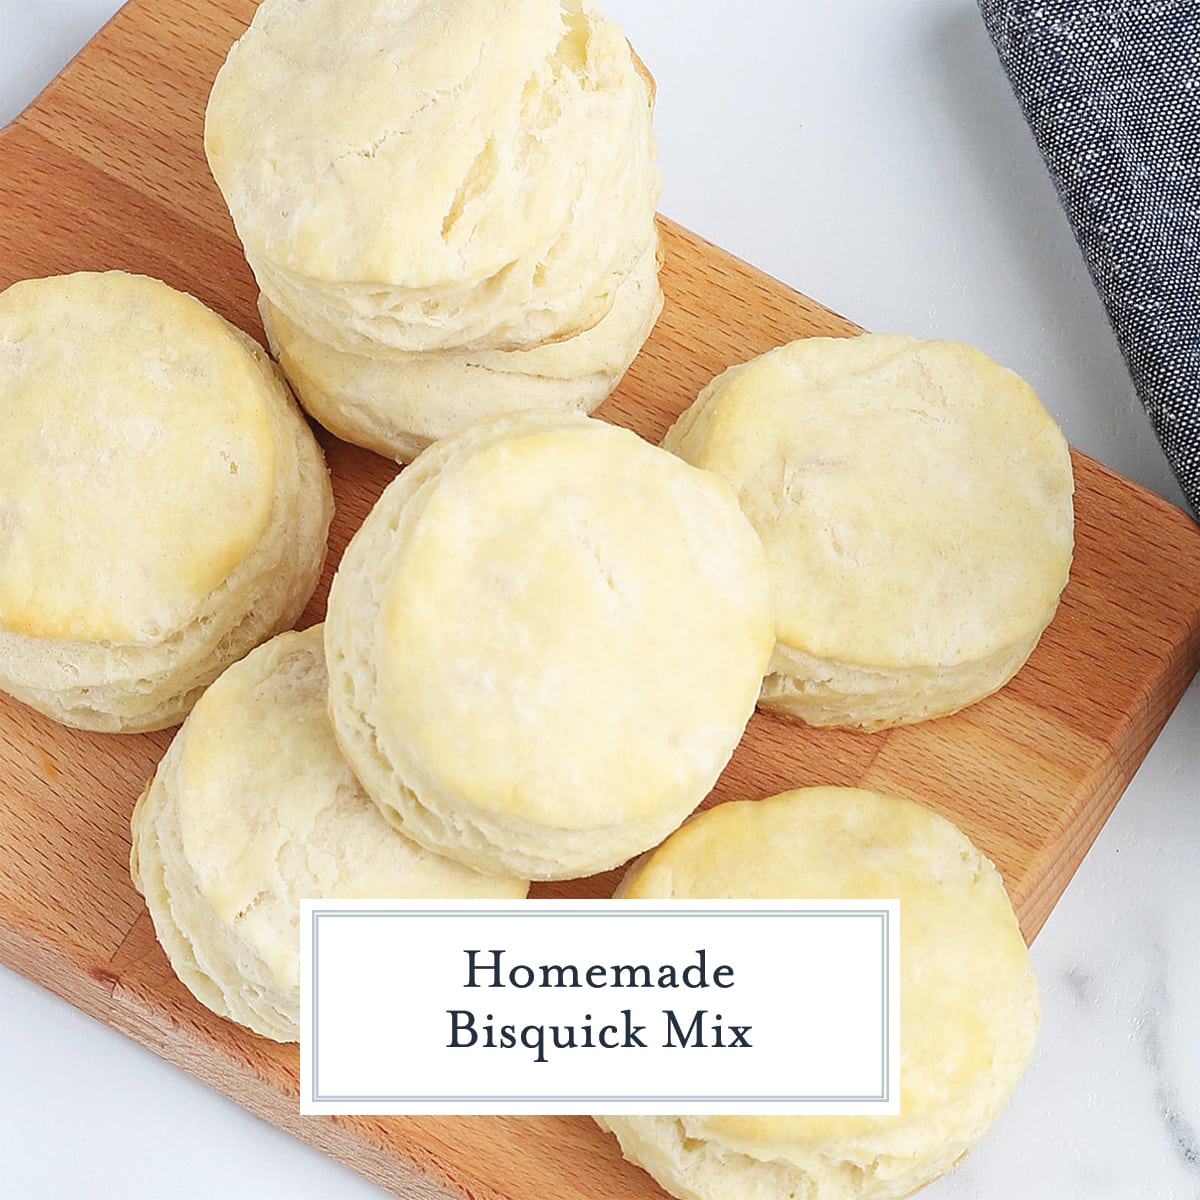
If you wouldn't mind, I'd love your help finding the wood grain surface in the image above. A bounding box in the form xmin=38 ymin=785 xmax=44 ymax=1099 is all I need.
xmin=2 ymin=2 xmax=1199 ymax=1197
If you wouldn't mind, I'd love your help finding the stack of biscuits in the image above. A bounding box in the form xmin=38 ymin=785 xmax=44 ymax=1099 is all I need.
xmin=204 ymin=0 xmax=664 ymax=462
xmin=128 ymin=0 xmax=778 ymax=1033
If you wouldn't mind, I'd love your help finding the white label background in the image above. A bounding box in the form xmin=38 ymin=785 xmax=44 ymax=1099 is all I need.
xmin=301 ymin=900 xmax=899 ymax=1116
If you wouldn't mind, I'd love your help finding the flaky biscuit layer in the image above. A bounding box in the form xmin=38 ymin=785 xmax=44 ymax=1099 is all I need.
xmin=206 ymin=0 xmax=660 ymax=353
xmin=260 ymin=239 xmax=662 ymax=462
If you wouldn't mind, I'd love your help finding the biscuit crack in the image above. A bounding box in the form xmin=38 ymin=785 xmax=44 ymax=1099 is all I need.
xmin=441 ymin=136 xmax=498 ymax=239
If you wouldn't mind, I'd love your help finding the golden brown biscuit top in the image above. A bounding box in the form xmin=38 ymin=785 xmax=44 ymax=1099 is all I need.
xmin=0 ymin=272 xmax=277 ymax=643
xmin=368 ymin=417 xmax=774 ymax=830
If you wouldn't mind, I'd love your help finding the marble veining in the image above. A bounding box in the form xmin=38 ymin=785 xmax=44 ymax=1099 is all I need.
xmin=1139 ymin=936 xmax=1200 ymax=1185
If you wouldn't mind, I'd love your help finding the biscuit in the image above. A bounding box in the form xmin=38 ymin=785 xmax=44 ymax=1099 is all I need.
xmin=663 ymin=334 xmax=1075 ymax=729
xmin=205 ymin=0 xmax=661 ymax=355
xmin=0 ymin=271 xmax=333 ymax=732
xmin=324 ymin=411 xmax=775 ymax=881
xmin=599 ymin=786 xmax=1040 ymax=1200
xmin=259 ymin=240 xmax=663 ymax=462
xmin=130 ymin=625 xmax=528 ymax=1042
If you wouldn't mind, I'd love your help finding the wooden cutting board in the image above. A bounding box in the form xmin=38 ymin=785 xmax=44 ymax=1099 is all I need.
xmin=2 ymin=1 xmax=1199 ymax=1196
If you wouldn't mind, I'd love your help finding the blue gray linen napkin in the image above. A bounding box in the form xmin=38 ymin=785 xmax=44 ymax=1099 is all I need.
xmin=978 ymin=0 xmax=1200 ymax=517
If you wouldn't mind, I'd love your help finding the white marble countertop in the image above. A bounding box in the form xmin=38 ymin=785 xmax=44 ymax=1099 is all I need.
xmin=1 ymin=2 xmax=1197 ymax=1198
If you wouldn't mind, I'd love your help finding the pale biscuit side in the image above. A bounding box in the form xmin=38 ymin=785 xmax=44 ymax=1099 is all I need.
xmin=260 ymin=240 xmax=662 ymax=462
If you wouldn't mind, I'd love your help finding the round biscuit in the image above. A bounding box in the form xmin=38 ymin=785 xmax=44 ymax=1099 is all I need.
xmin=663 ymin=334 xmax=1075 ymax=730
xmin=205 ymin=0 xmax=660 ymax=354
xmin=130 ymin=626 xmax=528 ymax=1042
xmin=0 ymin=271 xmax=333 ymax=732
xmin=600 ymin=786 xmax=1040 ymax=1200
xmin=324 ymin=412 xmax=775 ymax=880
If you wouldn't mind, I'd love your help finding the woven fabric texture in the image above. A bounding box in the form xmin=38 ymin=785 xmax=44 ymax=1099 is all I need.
xmin=979 ymin=0 xmax=1200 ymax=517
